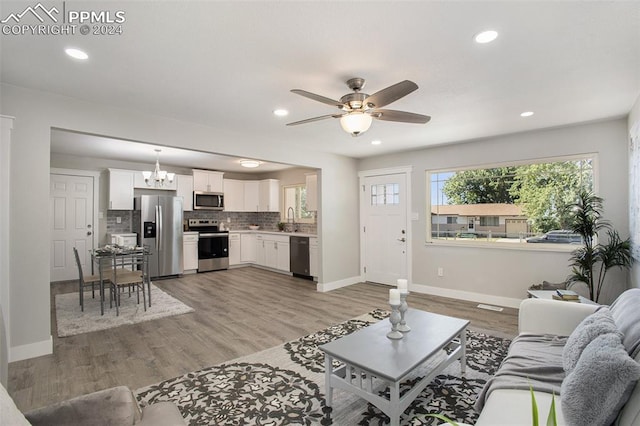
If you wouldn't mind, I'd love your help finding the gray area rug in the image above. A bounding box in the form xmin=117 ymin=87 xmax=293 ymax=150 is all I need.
xmin=136 ymin=309 xmax=510 ymax=425
xmin=55 ymin=284 xmax=194 ymax=337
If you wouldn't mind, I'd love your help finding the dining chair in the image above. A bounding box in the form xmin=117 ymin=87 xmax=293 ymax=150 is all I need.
xmin=108 ymin=252 xmax=147 ymax=316
xmin=72 ymin=247 xmax=102 ymax=312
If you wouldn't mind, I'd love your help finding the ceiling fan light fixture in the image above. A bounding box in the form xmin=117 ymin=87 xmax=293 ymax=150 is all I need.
xmin=240 ymin=159 xmax=261 ymax=168
xmin=340 ymin=112 xmax=372 ymax=136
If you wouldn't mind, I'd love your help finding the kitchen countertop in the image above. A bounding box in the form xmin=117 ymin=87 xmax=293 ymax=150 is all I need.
xmin=228 ymin=230 xmax=317 ymax=238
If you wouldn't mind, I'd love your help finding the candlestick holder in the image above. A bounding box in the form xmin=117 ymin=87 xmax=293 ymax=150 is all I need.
xmin=387 ymin=302 xmax=403 ymax=340
xmin=398 ymin=291 xmax=411 ymax=332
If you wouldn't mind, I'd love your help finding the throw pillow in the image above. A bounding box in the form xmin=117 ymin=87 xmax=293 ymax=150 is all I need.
xmin=561 ymin=333 xmax=640 ymax=426
xmin=563 ymin=307 xmax=620 ymax=373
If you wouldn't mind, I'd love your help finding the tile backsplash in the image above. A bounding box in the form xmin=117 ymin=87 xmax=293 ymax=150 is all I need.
xmin=106 ymin=210 xmax=317 ymax=236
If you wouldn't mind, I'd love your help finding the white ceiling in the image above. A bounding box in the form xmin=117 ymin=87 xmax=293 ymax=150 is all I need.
xmin=2 ymin=1 xmax=639 ymax=164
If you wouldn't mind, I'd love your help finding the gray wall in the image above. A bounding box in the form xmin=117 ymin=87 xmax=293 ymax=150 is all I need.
xmin=1 ymin=83 xmax=359 ymax=361
xmin=359 ymin=118 xmax=630 ymax=305
xmin=629 ymin=94 xmax=640 ymax=289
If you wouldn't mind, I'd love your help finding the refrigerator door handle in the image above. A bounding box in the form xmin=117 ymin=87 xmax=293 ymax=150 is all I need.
xmin=157 ymin=204 xmax=163 ymax=251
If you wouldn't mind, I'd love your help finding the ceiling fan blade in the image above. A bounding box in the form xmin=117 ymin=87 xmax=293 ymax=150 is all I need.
xmin=363 ymin=80 xmax=419 ymax=108
xmin=372 ymin=109 xmax=431 ymax=124
xmin=286 ymin=114 xmax=344 ymax=126
xmin=290 ymin=89 xmax=343 ymax=108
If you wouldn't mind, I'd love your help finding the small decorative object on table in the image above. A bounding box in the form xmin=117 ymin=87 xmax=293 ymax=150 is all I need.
xmin=387 ymin=289 xmax=403 ymax=339
xmin=397 ymin=279 xmax=411 ymax=332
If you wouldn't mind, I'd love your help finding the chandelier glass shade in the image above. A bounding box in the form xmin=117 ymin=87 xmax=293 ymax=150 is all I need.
xmin=142 ymin=149 xmax=175 ymax=187
xmin=340 ymin=112 xmax=373 ymax=136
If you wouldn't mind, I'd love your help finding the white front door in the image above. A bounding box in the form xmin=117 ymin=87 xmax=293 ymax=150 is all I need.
xmin=50 ymin=174 xmax=95 ymax=281
xmin=361 ymin=173 xmax=408 ymax=285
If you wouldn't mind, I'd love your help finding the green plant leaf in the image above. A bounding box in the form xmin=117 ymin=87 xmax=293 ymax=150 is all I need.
xmin=546 ymin=392 xmax=557 ymax=426
xmin=531 ymin=385 xmax=539 ymax=426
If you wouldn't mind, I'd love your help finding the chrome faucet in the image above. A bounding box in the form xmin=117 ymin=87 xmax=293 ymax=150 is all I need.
xmin=287 ymin=207 xmax=296 ymax=232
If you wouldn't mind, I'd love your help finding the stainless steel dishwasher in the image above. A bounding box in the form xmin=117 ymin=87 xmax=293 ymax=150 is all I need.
xmin=289 ymin=236 xmax=311 ymax=279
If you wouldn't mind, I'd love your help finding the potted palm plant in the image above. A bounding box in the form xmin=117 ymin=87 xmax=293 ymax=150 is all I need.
xmin=566 ymin=190 xmax=633 ymax=303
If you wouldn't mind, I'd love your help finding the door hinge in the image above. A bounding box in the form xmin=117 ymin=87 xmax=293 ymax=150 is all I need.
xmin=364 ymin=266 xmax=367 ymax=273
xmin=363 ymin=226 xmax=366 ymax=233
xmin=362 ymin=185 xmax=365 ymax=192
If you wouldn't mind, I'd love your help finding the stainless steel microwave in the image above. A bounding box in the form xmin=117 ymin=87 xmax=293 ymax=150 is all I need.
xmin=193 ymin=191 xmax=224 ymax=210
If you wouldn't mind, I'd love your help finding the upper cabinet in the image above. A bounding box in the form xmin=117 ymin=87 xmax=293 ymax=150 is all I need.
xmin=176 ymin=174 xmax=194 ymax=211
xmin=305 ymin=173 xmax=318 ymax=211
xmin=108 ymin=169 xmax=134 ymax=210
xmin=259 ymin=179 xmax=279 ymax=212
xmin=193 ymin=169 xmax=224 ymax=193
xmin=223 ymin=178 xmax=280 ymax=212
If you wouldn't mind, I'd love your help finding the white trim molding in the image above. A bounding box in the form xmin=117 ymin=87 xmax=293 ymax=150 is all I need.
xmin=317 ymin=275 xmax=362 ymax=292
xmin=9 ymin=336 xmax=53 ymax=363
xmin=411 ymin=282 xmax=522 ymax=309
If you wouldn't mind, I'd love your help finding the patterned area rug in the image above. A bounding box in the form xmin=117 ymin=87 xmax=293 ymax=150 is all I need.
xmin=136 ymin=309 xmax=510 ymax=425
xmin=55 ymin=283 xmax=194 ymax=337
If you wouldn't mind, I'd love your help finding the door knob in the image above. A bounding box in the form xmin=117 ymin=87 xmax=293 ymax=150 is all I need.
xmin=87 ymin=231 xmax=92 ymax=236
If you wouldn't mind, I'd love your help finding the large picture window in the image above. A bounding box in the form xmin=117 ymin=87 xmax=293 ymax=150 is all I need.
xmin=427 ymin=155 xmax=595 ymax=247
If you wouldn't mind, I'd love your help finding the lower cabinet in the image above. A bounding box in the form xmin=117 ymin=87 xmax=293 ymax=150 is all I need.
xmin=309 ymin=237 xmax=318 ymax=278
xmin=229 ymin=233 xmax=241 ymax=266
xmin=255 ymin=233 xmax=290 ymax=272
xmin=240 ymin=233 xmax=256 ymax=263
xmin=183 ymin=233 xmax=199 ymax=272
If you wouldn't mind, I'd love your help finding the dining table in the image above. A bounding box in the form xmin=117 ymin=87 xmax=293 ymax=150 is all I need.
xmin=91 ymin=245 xmax=151 ymax=315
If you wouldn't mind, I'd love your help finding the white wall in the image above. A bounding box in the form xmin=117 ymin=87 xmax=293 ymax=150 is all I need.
xmin=629 ymin=94 xmax=640 ymax=289
xmin=359 ymin=118 xmax=630 ymax=306
xmin=0 ymin=83 xmax=360 ymax=360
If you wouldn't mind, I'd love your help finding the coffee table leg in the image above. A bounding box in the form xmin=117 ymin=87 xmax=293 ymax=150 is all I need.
xmin=389 ymin=381 xmax=400 ymax=426
xmin=324 ymin=355 xmax=333 ymax=407
xmin=460 ymin=328 xmax=467 ymax=374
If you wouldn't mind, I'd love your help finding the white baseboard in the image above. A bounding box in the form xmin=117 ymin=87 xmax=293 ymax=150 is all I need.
xmin=411 ymin=283 xmax=522 ymax=309
xmin=317 ymin=275 xmax=362 ymax=292
xmin=10 ymin=335 xmax=53 ymax=362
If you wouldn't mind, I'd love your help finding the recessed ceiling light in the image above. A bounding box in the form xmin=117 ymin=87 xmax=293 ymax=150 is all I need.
xmin=520 ymin=111 xmax=534 ymax=117
xmin=65 ymin=48 xmax=88 ymax=60
xmin=474 ymin=30 xmax=498 ymax=44
xmin=273 ymin=109 xmax=289 ymax=117
xmin=371 ymin=140 xmax=382 ymax=145
xmin=240 ymin=159 xmax=260 ymax=168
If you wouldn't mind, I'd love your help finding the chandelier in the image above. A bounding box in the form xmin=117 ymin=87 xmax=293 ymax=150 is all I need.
xmin=142 ymin=149 xmax=175 ymax=187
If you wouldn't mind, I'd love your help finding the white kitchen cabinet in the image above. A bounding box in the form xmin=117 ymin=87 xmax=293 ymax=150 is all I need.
xmin=276 ymin=240 xmax=290 ymax=271
xmin=108 ymin=169 xmax=134 ymax=210
xmin=305 ymin=173 xmax=318 ymax=211
xmin=176 ymin=174 xmax=194 ymax=211
xmin=309 ymin=237 xmax=318 ymax=278
xmin=229 ymin=232 xmax=241 ymax=266
xmin=259 ymin=179 xmax=280 ymax=212
xmin=223 ymin=179 xmax=244 ymax=212
xmin=244 ymin=181 xmax=260 ymax=212
xmin=193 ymin=169 xmax=224 ymax=193
xmin=183 ymin=232 xmax=199 ymax=273
xmin=255 ymin=234 xmax=266 ymax=266
xmin=240 ymin=233 xmax=256 ymax=263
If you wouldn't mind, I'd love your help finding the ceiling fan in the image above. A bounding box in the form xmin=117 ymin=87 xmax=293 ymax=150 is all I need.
xmin=287 ymin=77 xmax=431 ymax=136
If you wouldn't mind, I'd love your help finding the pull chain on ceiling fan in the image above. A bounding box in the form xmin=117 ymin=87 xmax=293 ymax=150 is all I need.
xmin=287 ymin=78 xmax=431 ymax=136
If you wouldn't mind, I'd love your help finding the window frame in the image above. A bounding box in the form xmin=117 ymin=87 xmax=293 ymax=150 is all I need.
xmin=425 ymin=153 xmax=599 ymax=251
xmin=281 ymin=183 xmax=315 ymax=224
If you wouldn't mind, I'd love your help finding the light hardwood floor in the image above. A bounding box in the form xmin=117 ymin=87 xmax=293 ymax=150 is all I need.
xmin=8 ymin=267 xmax=518 ymax=412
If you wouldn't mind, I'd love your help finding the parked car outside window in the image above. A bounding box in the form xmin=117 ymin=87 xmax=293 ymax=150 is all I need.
xmin=526 ymin=230 xmax=583 ymax=244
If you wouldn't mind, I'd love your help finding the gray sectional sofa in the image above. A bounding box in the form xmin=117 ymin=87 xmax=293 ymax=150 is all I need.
xmin=475 ymin=288 xmax=640 ymax=426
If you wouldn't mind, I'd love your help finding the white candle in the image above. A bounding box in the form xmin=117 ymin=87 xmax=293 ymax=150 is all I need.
xmin=397 ymin=279 xmax=408 ymax=291
xmin=389 ymin=289 xmax=401 ymax=305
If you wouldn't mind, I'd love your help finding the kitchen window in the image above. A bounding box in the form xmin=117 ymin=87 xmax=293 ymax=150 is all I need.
xmin=283 ymin=184 xmax=314 ymax=223
xmin=427 ymin=154 xmax=596 ymax=248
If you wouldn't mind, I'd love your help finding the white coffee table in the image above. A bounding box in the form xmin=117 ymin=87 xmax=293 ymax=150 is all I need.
xmin=320 ymin=309 xmax=469 ymax=426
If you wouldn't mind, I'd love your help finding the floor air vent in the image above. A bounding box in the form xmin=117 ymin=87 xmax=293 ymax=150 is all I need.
xmin=477 ymin=304 xmax=503 ymax=312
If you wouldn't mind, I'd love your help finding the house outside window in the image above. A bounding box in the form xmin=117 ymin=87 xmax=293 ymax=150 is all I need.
xmin=427 ymin=155 xmax=595 ymax=247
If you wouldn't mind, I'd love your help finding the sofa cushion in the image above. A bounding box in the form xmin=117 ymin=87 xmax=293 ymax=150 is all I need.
xmin=562 ymin=307 xmax=619 ymax=373
xmin=561 ymin=333 xmax=640 ymax=426
xmin=610 ymin=288 xmax=640 ymax=358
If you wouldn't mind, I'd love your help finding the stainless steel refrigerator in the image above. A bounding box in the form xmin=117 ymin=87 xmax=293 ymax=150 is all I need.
xmin=134 ymin=195 xmax=183 ymax=278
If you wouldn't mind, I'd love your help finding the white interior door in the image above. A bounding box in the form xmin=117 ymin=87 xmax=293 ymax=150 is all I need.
xmin=362 ymin=173 xmax=408 ymax=285
xmin=50 ymin=174 xmax=94 ymax=281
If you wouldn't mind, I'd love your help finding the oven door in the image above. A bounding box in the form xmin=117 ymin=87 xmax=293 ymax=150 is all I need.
xmin=197 ymin=233 xmax=229 ymax=272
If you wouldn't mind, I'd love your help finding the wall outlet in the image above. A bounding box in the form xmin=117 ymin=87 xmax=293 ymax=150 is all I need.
xmin=227 ymin=217 xmax=231 ymax=223
xmin=437 ymin=267 xmax=444 ymax=277
xmin=116 ymin=216 xmax=121 ymax=224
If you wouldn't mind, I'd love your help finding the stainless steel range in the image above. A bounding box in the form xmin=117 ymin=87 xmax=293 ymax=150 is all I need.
xmin=187 ymin=219 xmax=229 ymax=272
